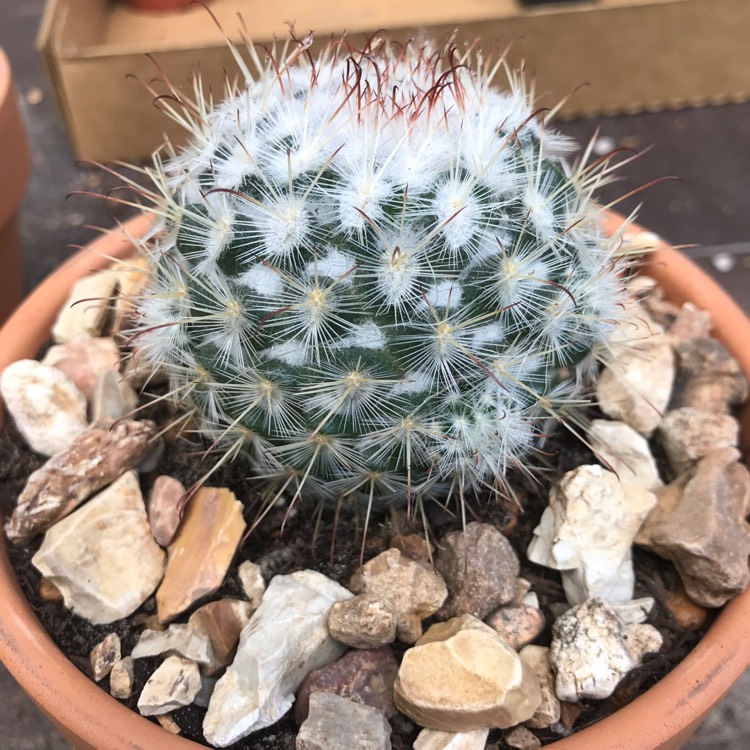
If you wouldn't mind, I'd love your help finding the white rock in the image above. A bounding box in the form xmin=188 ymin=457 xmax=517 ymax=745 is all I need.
xmin=588 ymin=419 xmax=663 ymax=492
xmin=527 ymin=465 xmax=656 ymax=604
xmin=549 ymin=599 xmax=634 ymax=701
xmin=90 ymin=369 xmax=139 ymax=422
xmin=0 ymin=360 xmax=87 ymax=455
xmin=131 ymin=623 xmax=213 ymax=666
xmin=611 ymin=598 xmax=655 ymax=625
xmin=623 ymin=623 xmax=663 ymax=664
xmin=596 ymin=308 xmax=675 ymax=436
xmin=110 ymin=656 xmax=135 ymax=699
xmin=203 ymin=570 xmax=353 ymax=747
xmin=296 ymin=692 xmax=391 ymax=750
xmin=32 ymin=471 xmax=165 ymax=624
xmin=52 ymin=269 xmax=120 ymax=343
xmin=137 ymin=655 xmax=202 ymax=716
xmin=413 ymin=727 xmax=489 ymax=750
xmin=237 ymin=560 xmax=266 ymax=608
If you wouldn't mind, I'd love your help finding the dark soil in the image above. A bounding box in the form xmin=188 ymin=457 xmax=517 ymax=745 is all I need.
xmin=0 ymin=388 xmax=709 ymax=750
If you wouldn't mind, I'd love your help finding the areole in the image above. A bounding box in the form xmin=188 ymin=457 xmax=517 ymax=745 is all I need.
xmin=0 ymin=212 xmax=748 ymax=749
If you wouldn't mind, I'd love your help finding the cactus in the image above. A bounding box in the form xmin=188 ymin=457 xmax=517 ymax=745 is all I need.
xmin=128 ymin=34 xmax=631 ymax=511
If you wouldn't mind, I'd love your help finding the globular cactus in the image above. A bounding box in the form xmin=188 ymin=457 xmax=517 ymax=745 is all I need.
xmin=129 ymin=34 xmax=630 ymax=510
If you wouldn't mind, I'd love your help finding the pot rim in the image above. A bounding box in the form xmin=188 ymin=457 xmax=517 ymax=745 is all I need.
xmin=0 ymin=213 xmax=748 ymax=750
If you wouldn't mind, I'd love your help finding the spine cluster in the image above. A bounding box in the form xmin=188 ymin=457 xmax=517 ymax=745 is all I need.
xmin=129 ymin=35 xmax=630 ymax=509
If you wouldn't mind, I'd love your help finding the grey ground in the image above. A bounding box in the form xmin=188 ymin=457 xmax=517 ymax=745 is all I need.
xmin=1 ymin=1 xmax=749 ymax=748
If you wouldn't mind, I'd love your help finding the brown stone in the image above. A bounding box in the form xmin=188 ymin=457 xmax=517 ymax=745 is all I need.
xmin=147 ymin=475 xmax=186 ymax=547
xmin=90 ymin=633 xmax=121 ymax=682
xmin=390 ymin=533 xmax=433 ymax=562
xmin=394 ymin=615 xmax=542 ymax=732
xmin=294 ymin=646 xmax=400 ymax=724
xmin=327 ymin=593 xmax=396 ymax=649
xmin=38 ymin=578 xmax=63 ymax=602
xmin=505 ymin=726 xmax=541 ymax=750
xmin=674 ymin=338 xmax=747 ymax=414
xmin=435 ymin=522 xmax=519 ymax=620
xmin=188 ymin=599 xmax=253 ymax=675
xmin=486 ymin=605 xmax=545 ymax=650
xmin=666 ymin=302 xmax=711 ymax=344
xmin=5 ymin=419 xmax=157 ymax=545
xmin=156 ymin=714 xmax=182 ymax=735
xmin=156 ymin=487 xmax=246 ymax=622
xmin=636 ymin=448 xmax=750 ymax=607
xmin=658 ymin=407 xmax=738 ymax=475
xmin=41 ymin=335 xmax=121 ymax=400
xmin=349 ymin=548 xmax=447 ymax=643
xmin=664 ymin=582 xmax=708 ymax=631
xmin=559 ymin=701 xmax=583 ymax=729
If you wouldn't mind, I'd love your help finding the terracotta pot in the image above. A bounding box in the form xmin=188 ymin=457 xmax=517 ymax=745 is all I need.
xmin=0 ymin=213 xmax=748 ymax=749
xmin=0 ymin=48 xmax=30 ymax=325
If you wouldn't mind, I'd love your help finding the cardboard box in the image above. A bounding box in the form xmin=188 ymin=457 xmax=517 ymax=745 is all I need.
xmin=38 ymin=0 xmax=750 ymax=162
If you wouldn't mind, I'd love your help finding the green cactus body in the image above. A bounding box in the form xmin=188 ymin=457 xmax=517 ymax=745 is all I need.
xmin=133 ymin=36 xmax=628 ymax=506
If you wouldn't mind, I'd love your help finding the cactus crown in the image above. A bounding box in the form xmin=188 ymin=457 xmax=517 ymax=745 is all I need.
xmin=129 ymin=33 xmax=630 ymax=511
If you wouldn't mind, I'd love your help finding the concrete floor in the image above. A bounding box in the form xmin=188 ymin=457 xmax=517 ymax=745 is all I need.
xmin=1 ymin=0 xmax=749 ymax=748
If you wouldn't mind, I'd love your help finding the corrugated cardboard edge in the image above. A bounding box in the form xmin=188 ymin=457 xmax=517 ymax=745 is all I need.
xmin=37 ymin=0 xmax=750 ymax=161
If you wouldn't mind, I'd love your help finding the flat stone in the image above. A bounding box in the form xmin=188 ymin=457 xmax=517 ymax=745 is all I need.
xmin=296 ymin=692 xmax=391 ymax=750
xmin=519 ymin=645 xmax=561 ymax=730
xmin=41 ymin=335 xmax=121 ymax=400
xmin=327 ymin=593 xmax=396 ymax=648
xmin=0 ymin=359 xmax=87 ymax=456
xmin=6 ymin=418 xmax=157 ymax=545
xmin=295 ymin=646 xmax=399 ymax=723
xmin=588 ymin=419 xmax=663 ymax=491
xmin=349 ymin=548 xmax=447 ymax=643
xmin=137 ymin=655 xmax=202 ymax=716
xmin=194 ymin=675 xmax=217 ymax=709
xmin=90 ymin=369 xmax=139 ymax=422
xmin=485 ymin=604 xmax=545 ymax=650
xmin=237 ymin=560 xmax=265 ymax=608
xmin=203 ymin=570 xmax=352 ymax=747
xmin=131 ymin=623 xmax=213 ymax=666
xmin=90 ymin=633 xmax=121 ymax=681
xmin=156 ymin=487 xmax=246 ymax=623
xmin=110 ymin=656 xmax=135 ymax=699
xmin=189 ymin=599 xmax=253 ymax=675
xmin=413 ymin=728 xmax=489 ymax=750
xmin=658 ymin=407 xmax=738 ymax=476
xmin=527 ymin=465 xmax=656 ymax=604
xmin=147 ymin=475 xmax=185 ymax=548
xmin=31 ymin=471 xmax=165 ymax=624
xmin=505 ymin=726 xmax=542 ymax=750
xmin=549 ymin=599 xmax=635 ymax=701
xmin=394 ymin=614 xmax=541 ymax=732
xmin=52 ymin=269 xmax=121 ymax=343
xmin=435 ymin=522 xmax=519 ymax=620
xmin=636 ymin=448 xmax=750 ymax=607
xmin=596 ymin=315 xmax=675 ymax=436
xmin=674 ymin=338 xmax=747 ymax=414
